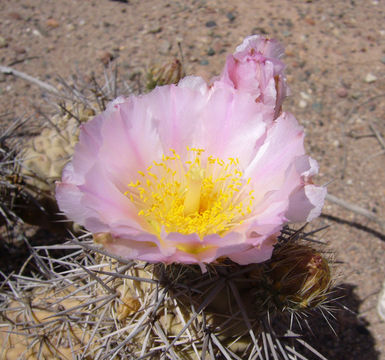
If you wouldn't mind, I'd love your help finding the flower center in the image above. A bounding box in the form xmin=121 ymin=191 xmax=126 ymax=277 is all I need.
xmin=125 ymin=148 xmax=254 ymax=239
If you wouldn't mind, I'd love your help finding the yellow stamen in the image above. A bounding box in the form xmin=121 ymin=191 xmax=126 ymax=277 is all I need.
xmin=124 ymin=148 xmax=254 ymax=245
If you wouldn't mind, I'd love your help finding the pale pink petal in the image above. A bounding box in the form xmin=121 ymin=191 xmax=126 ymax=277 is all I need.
xmin=143 ymin=84 xmax=207 ymax=156
xmin=244 ymin=112 xmax=304 ymax=202
xmin=56 ymin=182 xmax=95 ymax=225
xmin=235 ymin=35 xmax=285 ymax=59
xmin=193 ymin=85 xmax=268 ymax=167
xmin=228 ymin=234 xmax=278 ymax=264
xmin=286 ymin=185 xmax=327 ymax=223
xmin=178 ymin=75 xmax=209 ymax=95
xmin=218 ymin=35 xmax=288 ymax=119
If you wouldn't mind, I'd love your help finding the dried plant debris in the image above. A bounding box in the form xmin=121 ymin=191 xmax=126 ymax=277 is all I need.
xmin=0 ymin=226 xmax=335 ymax=360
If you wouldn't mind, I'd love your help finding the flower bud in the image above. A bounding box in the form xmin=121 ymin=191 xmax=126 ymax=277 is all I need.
xmin=146 ymin=58 xmax=184 ymax=90
xmin=266 ymin=244 xmax=331 ymax=310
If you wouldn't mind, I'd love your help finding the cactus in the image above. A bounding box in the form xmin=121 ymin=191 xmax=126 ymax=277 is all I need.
xmin=21 ymin=104 xmax=95 ymax=194
xmin=0 ymin=58 xmax=336 ymax=359
xmin=0 ymin=227 xmax=334 ymax=359
xmin=1 ymin=69 xmax=123 ymax=229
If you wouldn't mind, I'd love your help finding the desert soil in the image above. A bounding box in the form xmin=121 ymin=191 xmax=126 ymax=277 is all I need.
xmin=0 ymin=0 xmax=384 ymax=359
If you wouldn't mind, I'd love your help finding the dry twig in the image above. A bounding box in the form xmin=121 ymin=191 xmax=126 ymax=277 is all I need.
xmin=0 ymin=65 xmax=61 ymax=95
xmin=326 ymin=193 xmax=384 ymax=230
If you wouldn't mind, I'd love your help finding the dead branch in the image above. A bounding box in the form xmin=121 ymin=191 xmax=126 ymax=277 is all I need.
xmin=0 ymin=65 xmax=61 ymax=95
xmin=326 ymin=193 xmax=384 ymax=230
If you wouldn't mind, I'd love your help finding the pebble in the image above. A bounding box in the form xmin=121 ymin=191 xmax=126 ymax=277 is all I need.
xmin=336 ymin=87 xmax=348 ymax=98
xmin=226 ymin=12 xmax=236 ymax=22
xmin=212 ymin=39 xmax=223 ymax=53
xmin=282 ymin=30 xmax=291 ymax=37
xmin=32 ymin=29 xmax=42 ymax=37
xmin=200 ymin=59 xmax=209 ymax=65
xmin=333 ymin=140 xmax=340 ymax=148
xmin=9 ymin=12 xmax=23 ymax=21
xmin=66 ymin=24 xmax=75 ymax=32
xmin=300 ymin=91 xmax=311 ymax=101
xmin=158 ymin=39 xmax=171 ymax=55
xmin=207 ymin=47 xmax=215 ymax=56
xmin=0 ymin=36 xmax=8 ymax=48
xmin=299 ymin=100 xmax=307 ymax=108
xmin=148 ymin=25 xmax=162 ymax=34
xmin=381 ymin=56 xmax=385 ymax=64
xmin=14 ymin=46 xmax=26 ymax=54
xmin=205 ymin=20 xmax=217 ymax=28
xmin=46 ymin=18 xmax=60 ymax=28
xmin=99 ymin=51 xmax=114 ymax=66
xmin=365 ymin=73 xmax=377 ymax=83
xmin=312 ymin=102 xmax=323 ymax=112
xmin=304 ymin=17 xmax=315 ymax=25
xmin=285 ymin=48 xmax=294 ymax=57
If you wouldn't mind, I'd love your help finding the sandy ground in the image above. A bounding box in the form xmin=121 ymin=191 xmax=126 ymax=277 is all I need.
xmin=0 ymin=0 xmax=385 ymax=359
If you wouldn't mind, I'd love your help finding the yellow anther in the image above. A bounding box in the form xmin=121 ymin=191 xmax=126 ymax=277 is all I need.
xmin=124 ymin=148 xmax=254 ymax=241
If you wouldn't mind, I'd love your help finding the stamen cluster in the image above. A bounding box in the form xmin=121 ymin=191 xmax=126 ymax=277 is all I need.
xmin=125 ymin=148 xmax=254 ymax=239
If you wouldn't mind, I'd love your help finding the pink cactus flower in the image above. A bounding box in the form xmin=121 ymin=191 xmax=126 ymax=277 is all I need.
xmin=218 ymin=35 xmax=289 ymax=119
xmin=56 ymin=40 xmax=325 ymax=269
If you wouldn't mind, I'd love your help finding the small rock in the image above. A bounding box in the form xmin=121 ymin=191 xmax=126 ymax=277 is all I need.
xmin=333 ymin=140 xmax=340 ymax=148
xmin=226 ymin=12 xmax=236 ymax=22
xmin=381 ymin=56 xmax=385 ymax=64
xmin=299 ymin=100 xmax=307 ymax=108
xmin=336 ymin=87 xmax=348 ymax=98
xmin=365 ymin=73 xmax=377 ymax=83
xmin=200 ymin=59 xmax=209 ymax=66
xmin=285 ymin=48 xmax=294 ymax=57
xmin=312 ymin=102 xmax=323 ymax=113
xmin=207 ymin=47 xmax=215 ymax=56
xmin=9 ymin=12 xmax=23 ymax=20
xmin=282 ymin=30 xmax=291 ymax=37
xmin=32 ymin=29 xmax=42 ymax=37
xmin=212 ymin=39 xmax=223 ymax=53
xmin=14 ymin=46 xmax=26 ymax=54
xmin=205 ymin=20 xmax=217 ymax=28
xmin=0 ymin=36 xmax=8 ymax=48
xmin=300 ymin=91 xmax=311 ymax=101
xmin=252 ymin=26 xmax=268 ymax=35
xmin=99 ymin=51 xmax=114 ymax=66
xmin=66 ymin=23 xmax=75 ymax=31
xmin=46 ymin=18 xmax=60 ymax=28
xmin=332 ymin=28 xmax=340 ymax=37
xmin=158 ymin=39 xmax=171 ymax=55
xmin=304 ymin=17 xmax=315 ymax=25
xmin=148 ymin=25 xmax=162 ymax=34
